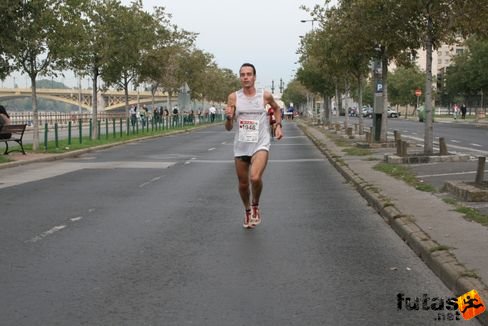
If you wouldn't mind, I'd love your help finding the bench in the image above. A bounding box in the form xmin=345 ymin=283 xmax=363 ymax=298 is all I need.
xmin=0 ymin=124 xmax=27 ymax=155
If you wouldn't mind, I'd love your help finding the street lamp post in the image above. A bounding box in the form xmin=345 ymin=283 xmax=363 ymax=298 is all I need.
xmin=300 ymin=19 xmax=317 ymax=30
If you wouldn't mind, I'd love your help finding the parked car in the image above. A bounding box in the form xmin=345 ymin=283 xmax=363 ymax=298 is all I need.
xmin=362 ymin=106 xmax=373 ymax=118
xmin=387 ymin=107 xmax=399 ymax=118
xmin=348 ymin=107 xmax=359 ymax=117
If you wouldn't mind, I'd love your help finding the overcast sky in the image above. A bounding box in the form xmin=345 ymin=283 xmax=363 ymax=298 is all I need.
xmin=123 ymin=0 xmax=328 ymax=91
xmin=2 ymin=0 xmax=331 ymax=91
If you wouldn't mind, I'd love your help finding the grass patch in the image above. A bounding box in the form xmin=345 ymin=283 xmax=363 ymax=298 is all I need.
xmin=0 ymin=155 xmax=12 ymax=163
xmin=365 ymin=156 xmax=380 ymax=161
xmin=333 ymin=138 xmax=350 ymax=147
xmin=429 ymin=245 xmax=451 ymax=253
xmin=342 ymin=147 xmax=372 ymax=156
xmin=442 ymin=197 xmax=458 ymax=205
xmin=374 ymin=162 xmax=437 ymax=192
xmin=455 ymin=206 xmax=488 ymax=226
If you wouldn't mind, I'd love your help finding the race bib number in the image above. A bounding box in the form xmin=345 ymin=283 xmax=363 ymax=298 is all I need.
xmin=238 ymin=119 xmax=259 ymax=143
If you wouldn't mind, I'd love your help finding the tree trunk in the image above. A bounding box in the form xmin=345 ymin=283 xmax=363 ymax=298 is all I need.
xmin=91 ymin=67 xmax=99 ymax=140
xmin=424 ymin=16 xmax=434 ymax=155
xmin=323 ymin=93 xmax=330 ymax=125
xmin=381 ymin=56 xmax=388 ymax=142
xmin=31 ymin=75 xmax=39 ymax=151
xmin=358 ymin=75 xmax=364 ymax=134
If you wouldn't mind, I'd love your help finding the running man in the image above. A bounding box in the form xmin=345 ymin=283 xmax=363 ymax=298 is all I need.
xmin=224 ymin=63 xmax=283 ymax=229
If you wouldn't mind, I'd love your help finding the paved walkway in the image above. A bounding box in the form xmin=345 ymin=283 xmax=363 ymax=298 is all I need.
xmin=299 ymin=120 xmax=488 ymax=325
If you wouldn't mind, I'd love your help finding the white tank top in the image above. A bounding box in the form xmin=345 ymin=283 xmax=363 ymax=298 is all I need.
xmin=233 ymin=88 xmax=270 ymax=157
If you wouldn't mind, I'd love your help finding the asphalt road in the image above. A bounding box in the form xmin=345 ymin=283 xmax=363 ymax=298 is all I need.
xmin=0 ymin=123 xmax=479 ymax=325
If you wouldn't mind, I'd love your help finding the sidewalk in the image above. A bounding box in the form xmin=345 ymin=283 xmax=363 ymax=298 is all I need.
xmin=299 ymin=120 xmax=488 ymax=325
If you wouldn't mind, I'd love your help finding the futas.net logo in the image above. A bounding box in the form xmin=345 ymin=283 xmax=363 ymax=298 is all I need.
xmin=397 ymin=290 xmax=486 ymax=321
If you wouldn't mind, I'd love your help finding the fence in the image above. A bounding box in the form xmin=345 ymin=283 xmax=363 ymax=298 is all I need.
xmin=2 ymin=111 xmax=224 ymax=152
xmin=9 ymin=112 xmax=126 ymax=125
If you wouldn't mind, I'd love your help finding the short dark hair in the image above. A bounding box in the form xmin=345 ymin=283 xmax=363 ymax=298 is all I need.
xmin=240 ymin=63 xmax=256 ymax=76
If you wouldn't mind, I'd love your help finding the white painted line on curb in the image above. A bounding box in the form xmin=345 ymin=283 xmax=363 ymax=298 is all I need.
xmin=208 ymin=147 xmax=216 ymax=151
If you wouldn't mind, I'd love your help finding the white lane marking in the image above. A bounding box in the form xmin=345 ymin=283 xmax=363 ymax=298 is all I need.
xmin=139 ymin=175 xmax=164 ymax=188
xmin=401 ymin=135 xmax=488 ymax=156
xmin=417 ymin=170 xmax=488 ymax=178
xmin=27 ymin=225 xmax=67 ymax=243
xmin=70 ymin=216 xmax=83 ymax=222
xmin=450 ymin=140 xmax=461 ymax=143
xmin=208 ymin=147 xmax=216 ymax=151
xmin=0 ymin=162 xmax=176 ymax=189
xmin=471 ymin=143 xmax=482 ymax=147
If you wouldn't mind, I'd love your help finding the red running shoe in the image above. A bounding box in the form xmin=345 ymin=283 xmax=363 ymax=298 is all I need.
xmin=251 ymin=205 xmax=261 ymax=226
xmin=243 ymin=209 xmax=254 ymax=229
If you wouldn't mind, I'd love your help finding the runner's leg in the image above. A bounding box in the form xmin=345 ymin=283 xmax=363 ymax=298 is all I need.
xmin=250 ymin=150 xmax=269 ymax=205
xmin=235 ymin=158 xmax=251 ymax=209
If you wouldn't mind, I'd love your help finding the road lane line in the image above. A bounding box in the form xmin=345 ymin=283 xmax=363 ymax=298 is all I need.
xmin=70 ymin=216 xmax=83 ymax=222
xmin=27 ymin=225 xmax=67 ymax=243
xmin=417 ymin=170 xmax=488 ymax=178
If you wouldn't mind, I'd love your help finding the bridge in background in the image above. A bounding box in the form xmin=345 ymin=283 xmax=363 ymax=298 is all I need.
xmin=0 ymin=88 xmax=179 ymax=112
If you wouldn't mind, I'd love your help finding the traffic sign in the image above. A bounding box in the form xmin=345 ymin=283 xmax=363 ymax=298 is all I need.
xmin=415 ymin=88 xmax=422 ymax=97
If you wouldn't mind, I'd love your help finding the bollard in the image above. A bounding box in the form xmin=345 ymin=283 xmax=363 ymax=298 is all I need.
xmin=439 ymin=137 xmax=448 ymax=155
xmin=346 ymin=127 xmax=353 ymax=137
xmin=112 ymin=118 xmax=116 ymax=138
xmin=365 ymin=131 xmax=370 ymax=144
xmin=89 ymin=119 xmax=93 ymax=140
xmin=396 ymin=139 xmax=402 ymax=156
xmin=68 ymin=121 xmax=72 ymax=145
xmin=335 ymin=123 xmax=340 ymax=131
xmin=354 ymin=123 xmax=358 ymax=133
xmin=394 ymin=130 xmax=401 ymax=143
xmin=97 ymin=120 xmax=101 ymax=140
xmin=105 ymin=119 xmax=109 ymax=139
xmin=44 ymin=123 xmax=48 ymax=151
xmin=54 ymin=123 xmax=59 ymax=149
xmin=120 ymin=118 xmax=123 ymax=137
xmin=78 ymin=119 xmax=82 ymax=144
xmin=475 ymin=157 xmax=486 ymax=185
xmin=401 ymin=141 xmax=408 ymax=157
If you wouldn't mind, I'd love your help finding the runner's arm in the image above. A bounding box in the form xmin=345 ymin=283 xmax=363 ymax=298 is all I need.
xmin=264 ymin=91 xmax=283 ymax=140
xmin=224 ymin=92 xmax=236 ymax=131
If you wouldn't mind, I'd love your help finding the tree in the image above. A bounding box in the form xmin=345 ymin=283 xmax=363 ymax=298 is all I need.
xmin=102 ymin=2 xmax=160 ymax=116
xmin=4 ymin=0 xmax=77 ymax=150
xmin=282 ymin=79 xmax=307 ymax=110
xmin=388 ymin=66 xmax=424 ymax=114
xmin=138 ymin=6 xmax=196 ymax=111
xmin=68 ymin=0 xmax=123 ymax=139
xmin=405 ymin=0 xmax=488 ymax=153
xmin=0 ymin=0 xmax=23 ymax=80
xmin=446 ymin=37 xmax=488 ymax=117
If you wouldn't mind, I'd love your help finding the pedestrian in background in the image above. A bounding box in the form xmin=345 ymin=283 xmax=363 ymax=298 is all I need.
xmin=0 ymin=105 xmax=12 ymax=139
xmin=460 ymin=103 xmax=467 ymax=120
xmin=209 ymin=105 xmax=216 ymax=123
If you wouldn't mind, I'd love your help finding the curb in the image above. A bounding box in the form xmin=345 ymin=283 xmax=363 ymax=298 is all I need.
xmin=298 ymin=121 xmax=488 ymax=325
